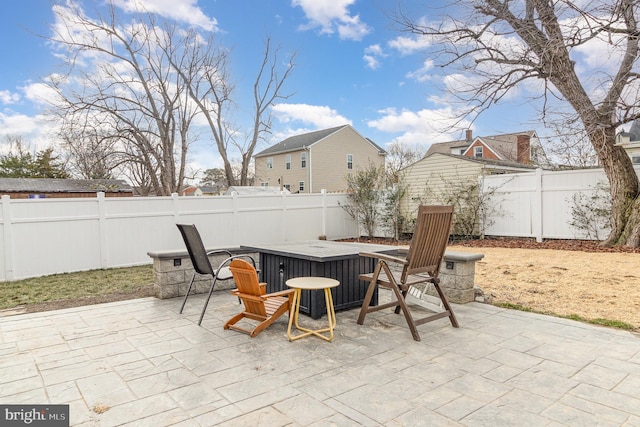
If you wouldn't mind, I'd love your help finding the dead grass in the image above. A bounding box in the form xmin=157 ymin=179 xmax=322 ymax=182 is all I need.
xmin=449 ymin=245 xmax=640 ymax=330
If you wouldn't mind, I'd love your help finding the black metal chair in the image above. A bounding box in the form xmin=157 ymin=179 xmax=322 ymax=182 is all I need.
xmin=176 ymin=223 xmax=256 ymax=326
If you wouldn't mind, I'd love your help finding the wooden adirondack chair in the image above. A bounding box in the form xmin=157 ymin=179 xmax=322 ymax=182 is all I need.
xmin=357 ymin=205 xmax=459 ymax=341
xmin=224 ymin=259 xmax=295 ymax=337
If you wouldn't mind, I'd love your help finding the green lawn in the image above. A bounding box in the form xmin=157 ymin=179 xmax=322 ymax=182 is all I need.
xmin=0 ymin=265 xmax=154 ymax=310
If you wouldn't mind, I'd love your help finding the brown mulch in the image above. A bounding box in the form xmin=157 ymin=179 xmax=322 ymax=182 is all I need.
xmin=346 ymin=236 xmax=640 ymax=253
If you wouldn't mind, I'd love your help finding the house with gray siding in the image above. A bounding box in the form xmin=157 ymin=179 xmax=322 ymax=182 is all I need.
xmin=254 ymin=125 xmax=386 ymax=193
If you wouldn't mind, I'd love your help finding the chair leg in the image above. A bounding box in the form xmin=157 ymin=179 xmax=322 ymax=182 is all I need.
xmin=378 ymin=263 xmax=421 ymax=342
xmin=179 ymin=273 xmax=197 ymax=314
xmin=197 ymin=276 xmax=218 ymax=326
xmin=433 ymin=281 xmax=459 ymax=328
xmin=357 ymin=262 xmax=383 ymax=325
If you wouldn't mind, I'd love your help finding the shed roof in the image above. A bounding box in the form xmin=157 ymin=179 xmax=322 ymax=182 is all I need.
xmin=224 ymin=186 xmax=290 ymax=195
xmin=0 ymin=178 xmax=133 ymax=193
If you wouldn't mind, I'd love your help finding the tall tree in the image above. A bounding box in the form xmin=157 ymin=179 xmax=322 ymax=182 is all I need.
xmin=171 ymin=37 xmax=295 ymax=187
xmin=47 ymin=2 xmax=202 ymax=195
xmin=400 ymin=0 xmax=640 ymax=246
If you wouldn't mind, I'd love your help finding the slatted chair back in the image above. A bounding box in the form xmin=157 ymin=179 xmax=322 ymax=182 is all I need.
xmin=404 ymin=205 xmax=454 ymax=280
xmin=225 ymin=258 xmax=294 ymax=337
xmin=229 ymin=259 xmax=267 ymax=318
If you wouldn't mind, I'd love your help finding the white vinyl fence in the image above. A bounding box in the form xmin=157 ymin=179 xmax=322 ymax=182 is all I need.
xmin=481 ymin=166 xmax=640 ymax=241
xmin=0 ymin=191 xmax=357 ymax=281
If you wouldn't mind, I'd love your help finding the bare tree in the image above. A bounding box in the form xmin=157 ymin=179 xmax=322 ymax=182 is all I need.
xmin=46 ymin=2 xmax=202 ymax=195
xmin=385 ymin=141 xmax=425 ymax=184
xmin=543 ymin=121 xmax=600 ymax=168
xmin=400 ymin=0 xmax=640 ymax=246
xmin=172 ymin=37 xmax=295 ymax=186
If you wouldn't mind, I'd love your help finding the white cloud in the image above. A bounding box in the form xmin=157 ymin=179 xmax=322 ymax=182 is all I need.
xmin=23 ymin=81 xmax=60 ymax=106
xmin=271 ymin=103 xmax=352 ymax=128
xmin=388 ymin=34 xmax=432 ymax=55
xmin=111 ymin=0 xmax=218 ymax=31
xmin=363 ymin=44 xmax=385 ymax=70
xmin=367 ymin=106 xmax=471 ymax=146
xmin=405 ymin=59 xmax=434 ymax=82
xmin=0 ymin=111 xmax=58 ymax=150
xmin=291 ymin=0 xmax=370 ymax=41
xmin=363 ymin=55 xmax=379 ymax=70
xmin=0 ymin=90 xmax=20 ymax=105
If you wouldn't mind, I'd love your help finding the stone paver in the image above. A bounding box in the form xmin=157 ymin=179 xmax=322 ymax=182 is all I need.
xmin=0 ymin=291 xmax=639 ymax=426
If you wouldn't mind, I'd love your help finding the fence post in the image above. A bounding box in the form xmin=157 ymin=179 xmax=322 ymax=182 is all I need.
xmin=171 ymin=193 xmax=180 ymax=223
xmin=321 ymin=189 xmax=327 ymax=239
xmin=1 ymin=195 xmax=14 ymax=281
xmin=231 ymin=191 xmax=239 ymax=246
xmin=97 ymin=192 xmax=109 ymax=269
xmin=534 ymin=168 xmax=543 ymax=242
xmin=281 ymin=191 xmax=288 ymax=241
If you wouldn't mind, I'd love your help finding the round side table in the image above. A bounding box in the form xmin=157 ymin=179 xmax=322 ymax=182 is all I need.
xmin=285 ymin=277 xmax=340 ymax=342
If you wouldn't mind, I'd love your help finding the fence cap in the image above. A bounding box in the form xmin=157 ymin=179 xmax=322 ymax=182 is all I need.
xmin=443 ymin=251 xmax=484 ymax=262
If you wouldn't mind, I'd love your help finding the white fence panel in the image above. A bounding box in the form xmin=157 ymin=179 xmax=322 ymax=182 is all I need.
xmin=482 ymin=167 xmax=638 ymax=240
xmin=483 ymin=172 xmax=538 ymax=237
xmin=0 ymin=191 xmax=357 ymax=281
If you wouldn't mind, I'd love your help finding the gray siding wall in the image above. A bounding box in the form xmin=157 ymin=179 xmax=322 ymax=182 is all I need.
xmin=255 ymin=126 xmax=384 ymax=193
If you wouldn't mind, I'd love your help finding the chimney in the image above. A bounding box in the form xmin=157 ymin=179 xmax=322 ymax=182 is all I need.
xmin=465 ymin=129 xmax=473 ymax=142
xmin=517 ymin=134 xmax=531 ymax=164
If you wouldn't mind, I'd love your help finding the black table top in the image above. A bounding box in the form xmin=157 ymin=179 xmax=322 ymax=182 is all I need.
xmin=240 ymin=240 xmax=400 ymax=262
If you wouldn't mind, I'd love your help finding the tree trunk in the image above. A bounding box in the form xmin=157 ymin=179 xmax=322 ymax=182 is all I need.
xmin=591 ymin=129 xmax=640 ymax=247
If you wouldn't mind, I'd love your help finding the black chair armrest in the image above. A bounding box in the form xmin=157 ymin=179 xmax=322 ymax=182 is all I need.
xmin=206 ymin=249 xmax=233 ymax=258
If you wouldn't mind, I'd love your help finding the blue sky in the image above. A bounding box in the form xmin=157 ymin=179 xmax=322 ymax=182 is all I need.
xmin=0 ymin=0 xmax=545 ymax=175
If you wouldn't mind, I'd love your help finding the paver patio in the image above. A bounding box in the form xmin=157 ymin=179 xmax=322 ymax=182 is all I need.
xmin=1 ymin=289 xmax=639 ymax=426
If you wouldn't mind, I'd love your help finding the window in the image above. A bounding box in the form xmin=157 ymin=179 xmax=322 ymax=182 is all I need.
xmin=284 ymin=184 xmax=291 ymax=191
xmin=260 ymin=182 xmax=269 ymax=187
xmin=266 ymin=157 xmax=273 ymax=169
xmin=301 ymin=152 xmax=307 ymax=168
xmin=299 ymin=181 xmax=305 ymax=192
xmin=285 ymin=154 xmax=291 ymax=170
xmin=633 ymin=156 xmax=640 ymax=164
xmin=474 ymin=146 xmax=483 ymax=158
xmin=460 ymin=149 xmax=465 ymax=155
xmin=347 ymin=154 xmax=353 ymax=170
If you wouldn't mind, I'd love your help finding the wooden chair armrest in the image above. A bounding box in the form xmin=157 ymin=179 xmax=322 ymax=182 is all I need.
xmin=266 ymin=289 xmax=295 ymax=298
xmin=359 ymin=251 xmax=408 ymax=265
xmin=230 ymin=290 xmax=266 ymax=302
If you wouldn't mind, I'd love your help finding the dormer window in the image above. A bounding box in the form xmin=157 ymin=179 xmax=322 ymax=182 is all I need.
xmin=474 ymin=146 xmax=483 ymax=158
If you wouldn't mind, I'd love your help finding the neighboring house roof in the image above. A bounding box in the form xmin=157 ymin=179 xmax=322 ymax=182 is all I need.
xmin=198 ymin=186 xmax=218 ymax=194
xmin=0 ymin=178 xmax=133 ymax=194
xmin=402 ymin=152 xmax=537 ymax=174
xmin=426 ymin=130 xmax=538 ymax=161
xmin=254 ymin=124 xmax=386 ymax=157
xmin=224 ymin=186 xmax=290 ymax=195
xmin=432 ymin=153 xmax=537 ymax=171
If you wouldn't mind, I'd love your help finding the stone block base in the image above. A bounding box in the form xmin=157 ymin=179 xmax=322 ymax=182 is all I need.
xmin=427 ymin=251 xmax=485 ymax=304
xmin=147 ymin=248 xmax=259 ymax=299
